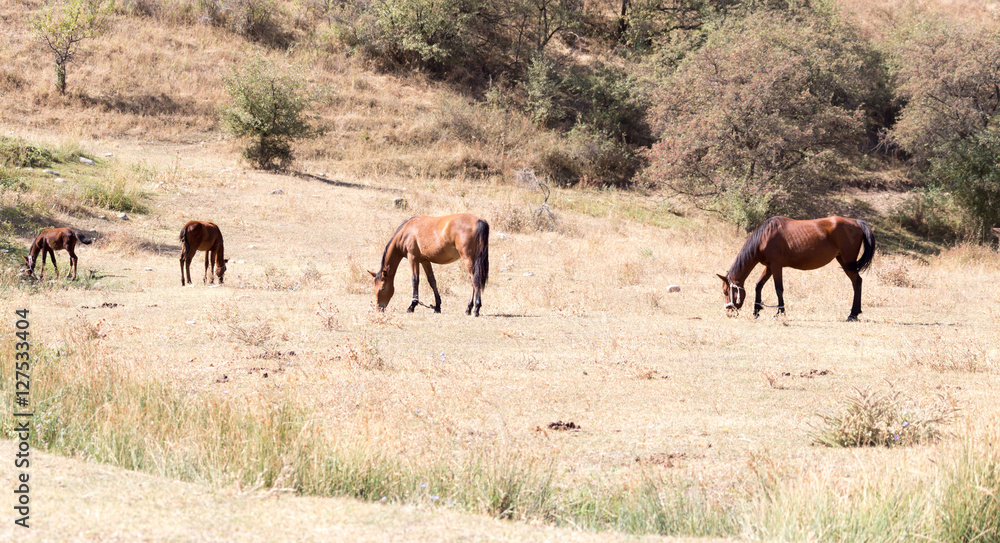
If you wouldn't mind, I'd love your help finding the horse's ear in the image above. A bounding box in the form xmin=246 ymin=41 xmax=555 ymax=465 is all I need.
xmin=716 ymin=273 xmax=728 ymax=283
xmin=367 ymin=270 xmax=376 ymax=278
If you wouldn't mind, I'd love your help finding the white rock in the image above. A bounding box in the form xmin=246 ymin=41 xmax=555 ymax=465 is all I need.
xmin=271 ymin=189 xmax=284 ymax=195
xmin=79 ymin=157 xmax=96 ymax=165
xmin=117 ymin=213 xmax=129 ymax=220
xmin=43 ymin=169 xmax=59 ymax=175
xmin=186 ymin=320 xmax=197 ymax=325
xmin=144 ymin=267 xmax=153 ymax=271
xmin=523 ymin=272 xmax=534 ymax=277
xmin=55 ymin=178 xmax=65 ymax=183
xmin=104 ymin=153 xmax=113 ymax=157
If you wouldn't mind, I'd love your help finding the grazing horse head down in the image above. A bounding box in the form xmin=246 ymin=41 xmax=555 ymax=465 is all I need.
xmin=370 ymin=269 xmax=395 ymax=311
xmin=23 ymin=228 xmax=93 ymax=281
xmin=718 ymin=216 xmax=875 ymax=321
xmin=179 ymin=221 xmax=227 ymax=286
xmin=370 ymin=213 xmax=489 ymax=316
xmin=716 ymin=273 xmax=746 ymax=312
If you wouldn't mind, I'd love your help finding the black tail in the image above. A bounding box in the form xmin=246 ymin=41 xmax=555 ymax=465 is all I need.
xmin=473 ymin=219 xmax=489 ymax=291
xmin=846 ymin=220 xmax=875 ymax=273
xmin=75 ymin=231 xmax=93 ymax=244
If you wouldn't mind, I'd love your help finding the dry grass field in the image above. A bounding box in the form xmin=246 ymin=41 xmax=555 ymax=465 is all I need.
xmin=1 ymin=133 xmax=999 ymax=540
xmin=1 ymin=0 xmax=1000 ymax=539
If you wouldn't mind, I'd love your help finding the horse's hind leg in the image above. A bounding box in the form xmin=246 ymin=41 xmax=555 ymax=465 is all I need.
xmin=753 ymin=267 xmax=772 ymax=318
xmin=421 ymin=261 xmax=442 ymax=313
xmin=407 ymin=257 xmax=420 ymax=313
xmin=68 ymin=245 xmax=79 ymax=281
xmin=772 ymin=267 xmax=786 ymax=317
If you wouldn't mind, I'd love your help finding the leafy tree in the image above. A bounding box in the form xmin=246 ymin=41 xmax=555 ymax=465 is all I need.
xmin=219 ymin=57 xmax=322 ymax=170
xmin=643 ymin=10 xmax=884 ymax=228
xmin=31 ymin=0 xmax=113 ymax=95
xmin=889 ymin=21 xmax=1000 ymax=163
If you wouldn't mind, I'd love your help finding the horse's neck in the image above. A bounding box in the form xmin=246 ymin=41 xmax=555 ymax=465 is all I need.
xmin=382 ymin=239 xmax=406 ymax=277
xmin=728 ymin=253 xmax=759 ymax=284
xmin=214 ymin=240 xmax=224 ymax=263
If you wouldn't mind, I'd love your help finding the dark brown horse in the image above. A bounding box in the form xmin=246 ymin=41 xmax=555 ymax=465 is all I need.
xmin=22 ymin=228 xmax=93 ymax=280
xmin=717 ymin=216 xmax=875 ymax=321
xmin=369 ymin=214 xmax=489 ymax=316
xmin=180 ymin=221 xmax=227 ymax=286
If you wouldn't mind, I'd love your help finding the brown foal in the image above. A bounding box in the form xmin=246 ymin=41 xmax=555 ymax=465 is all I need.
xmin=22 ymin=228 xmax=92 ymax=280
xmin=179 ymin=221 xmax=228 ymax=286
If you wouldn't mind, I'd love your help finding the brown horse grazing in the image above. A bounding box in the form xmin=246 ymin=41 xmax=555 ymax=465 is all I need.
xmin=717 ymin=216 xmax=875 ymax=321
xmin=22 ymin=228 xmax=93 ymax=280
xmin=179 ymin=221 xmax=228 ymax=286
xmin=369 ymin=214 xmax=489 ymax=316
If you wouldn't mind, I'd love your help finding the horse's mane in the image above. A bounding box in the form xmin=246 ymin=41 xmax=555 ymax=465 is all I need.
xmin=378 ymin=217 xmax=415 ymax=277
xmin=729 ymin=216 xmax=784 ymax=278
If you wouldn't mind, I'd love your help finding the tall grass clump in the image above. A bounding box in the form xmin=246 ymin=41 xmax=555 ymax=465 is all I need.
xmin=83 ymin=162 xmax=150 ymax=213
xmin=812 ymin=387 xmax=956 ymax=447
xmin=934 ymin=429 xmax=1000 ymax=542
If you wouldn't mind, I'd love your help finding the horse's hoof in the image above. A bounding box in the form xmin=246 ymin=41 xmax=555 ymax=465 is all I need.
xmin=406 ymin=307 xmax=415 ymax=313
xmin=434 ymin=307 xmax=441 ymax=314
xmin=846 ymin=315 xmax=859 ymax=322
xmin=465 ymin=309 xmax=472 ymax=316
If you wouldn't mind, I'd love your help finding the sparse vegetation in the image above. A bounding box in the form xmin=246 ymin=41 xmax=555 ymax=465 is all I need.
xmin=31 ymin=0 xmax=113 ymax=94
xmin=813 ymin=387 xmax=957 ymax=448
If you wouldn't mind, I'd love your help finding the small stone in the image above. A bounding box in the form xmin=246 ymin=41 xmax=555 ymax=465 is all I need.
xmin=79 ymin=157 xmax=96 ymax=165
xmin=393 ymin=197 xmax=408 ymax=210
xmin=523 ymin=272 xmax=534 ymax=277
xmin=104 ymin=153 xmax=113 ymax=157
xmin=667 ymin=285 xmax=681 ymax=293
xmin=117 ymin=212 xmax=129 ymax=220
xmin=99 ymin=215 xmax=108 ymax=220
xmin=271 ymin=189 xmax=284 ymax=195
xmin=43 ymin=169 xmax=59 ymax=175
xmin=237 ymin=260 xmax=245 ymax=264
xmin=55 ymin=178 xmax=65 ymax=183
xmin=186 ymin=320 xmax=197 ymax=325
xmin=144 ymin=267 xmax=153 ymax=271
xmin=497 ymin=233 xmax=509 ymax=240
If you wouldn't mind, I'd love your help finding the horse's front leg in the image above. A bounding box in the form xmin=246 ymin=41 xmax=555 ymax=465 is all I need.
xmin=754 ymin=267 xmax=772 ymax=318
xmin=772 ymin=267 xmax=786 ymax=317
xmin=407 ymin=257 xmax=420 ymax=313
xmin=421 ymin=261 xmax=442 ymax=313
xmin=204 ymin=249 xmax=212 ymax=284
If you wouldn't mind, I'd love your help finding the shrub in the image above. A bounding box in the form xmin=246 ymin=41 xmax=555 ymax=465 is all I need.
xmin=929 ymin=127 xmax=1000 ymax=240
xmin=220 ymin=56 xmax=322 ymax=170
xmin=891 ymin=185 xmax=968 ymax=241
xmin=643 ymin=9 xmax=886 ymax=227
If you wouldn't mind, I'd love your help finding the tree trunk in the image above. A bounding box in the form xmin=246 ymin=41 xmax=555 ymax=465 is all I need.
xmin=56 ymin=62 xmax=66 ymax=95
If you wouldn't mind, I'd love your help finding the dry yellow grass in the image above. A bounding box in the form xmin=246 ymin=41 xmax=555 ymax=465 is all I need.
xmin=2 ymin=132 xmax=998 ymax=538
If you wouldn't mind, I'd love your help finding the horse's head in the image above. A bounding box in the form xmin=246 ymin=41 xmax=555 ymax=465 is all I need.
xmin=21 ymin=255 xmax=35 ymax=278
xmin=369 ymin=269 xmax=393 ymax=311
xmin=215 ymin=258 xmax=229 ymax=284
xmin=716 ymin=273 xmax=745 ymax=314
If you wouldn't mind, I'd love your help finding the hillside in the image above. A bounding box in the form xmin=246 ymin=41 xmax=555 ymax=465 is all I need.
xmin=1 ymin=0 xmax=1000 ymax=541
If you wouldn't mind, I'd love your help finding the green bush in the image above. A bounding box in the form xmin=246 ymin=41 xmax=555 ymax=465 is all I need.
xmin=220 ymin=56 xmax=321 ymax=170
xmin=930 ymin=127 xmax=1000 ymax=240
xmin=812 ymin=388 xmax=955 ymax=448
xmin=0 ymin=137 xmax=54 ymax=168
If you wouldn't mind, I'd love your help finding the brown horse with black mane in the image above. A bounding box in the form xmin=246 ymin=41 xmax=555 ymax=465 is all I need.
xmin=370 ymin=214 xmax=489 ymax=316
xmin=180 ymin=221 xmax=227 ymax=286
xmin=22 ymin=227 xmax=93 ymax=280
xmin=717 ymin=216 xmax=875 ymax=321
